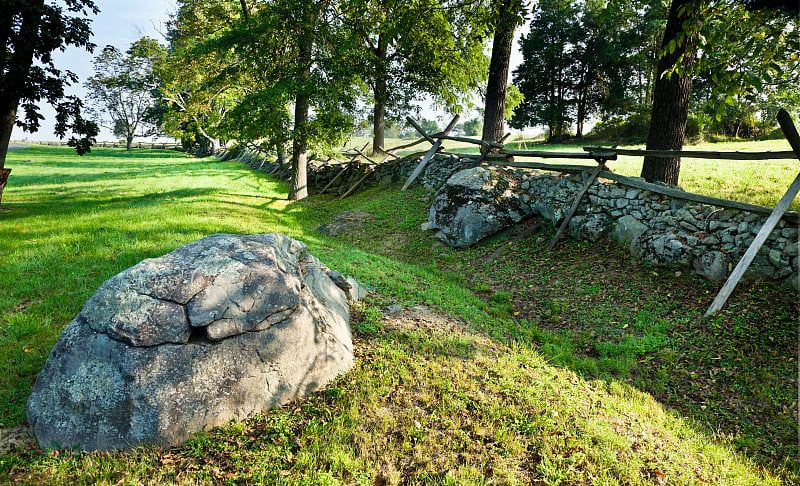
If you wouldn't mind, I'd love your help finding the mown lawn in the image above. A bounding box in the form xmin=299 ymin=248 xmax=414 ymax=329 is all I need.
xmin=0 ymin=144 xmax=797 ymax=484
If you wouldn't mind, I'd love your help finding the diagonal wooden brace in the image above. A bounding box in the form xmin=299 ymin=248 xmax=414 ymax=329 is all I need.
xmin=705 ymin=109 xmax=800 ymax=316
xmin=547 ymin=156 xmax=610 ymax=251
xmin=401 ymin=115 xmax=460 ymax=191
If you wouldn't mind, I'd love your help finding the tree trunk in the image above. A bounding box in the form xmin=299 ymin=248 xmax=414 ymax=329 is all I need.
xmin=210 ymin=138 xmax=220 ymax=156
xmin=290 ymin=33 xmax=312 ymax=201
xmin=372 ymin=35 xmax=387 ymax=156
xmin=126 ymin=135 xmax=133 ymax=151
xmin=481 ymin=0 xmax=521 ymax=154
xmin=277 ymin=143 xmax=288 ymax=168
xmin=290 ymin=93 xmax=309 ymax=200
xmin=0 ymin=102 xmax=17 ymax=171
xmin=0 ymin=102 xmax=16 ymax=206
xmin=0 ymin=1 xmax=43 ymax=172
xmin=641 ymin=0 xmax=696 ymax=186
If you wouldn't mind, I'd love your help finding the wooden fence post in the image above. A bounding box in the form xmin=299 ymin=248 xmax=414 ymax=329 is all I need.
xmin=319 ymin=143 xmax=368 ymax=194
xmin=704 ymin=109 xmax=800 ymax=317
xmin=547 ymin=153 xmax=615 ymax=251
xmin=401 ymin=115 xmax=459 ymax=191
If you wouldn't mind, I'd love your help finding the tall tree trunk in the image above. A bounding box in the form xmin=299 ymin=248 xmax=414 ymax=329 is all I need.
xmin=277 ymin=143 xmax=288 ymax=169
xmin=481 ymin=0 xmax=521 ymax=154
xmin=372 ymin=35 xmax=387 ymax=156
xmin=0 ymin=102 xmax=17 ymax=171
xmin=0 ymin=102 xmax=16 ymax=206
xmin=126 ymin=134 xmax=134 ymax=151
xmin=0 ymin=0 xmax=44 ymax=171
xmin=290 ymin=92 xmax=309 ymax=200
xmin=641 ymin=0 xmax=696 ymax=185
xmin=194 ymin=123 xmax=219 ymax=156
xmin=210 ymin=138 xmax=220 ymax=156
xmin=290 ymin=33 xmax=312 ymax=201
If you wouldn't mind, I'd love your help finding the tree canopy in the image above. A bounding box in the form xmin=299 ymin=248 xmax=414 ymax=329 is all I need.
xmin=512 ymin=0 xmax=667 ymax=140
xmin=640 ymin=0 xmax=800 ymax=184
xmin=85 ymin=37 xmax=167 ymax=150
xmin=342 ymin=0 xmax=490 ymax=154
xmin=162 ymin=0 xmax=509 ymax=199
xmin=0 ymin=0 xmax=100 ymax=169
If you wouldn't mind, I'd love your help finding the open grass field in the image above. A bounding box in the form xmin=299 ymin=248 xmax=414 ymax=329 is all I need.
xmin=0 ymin=144 xmax=797 ymax=484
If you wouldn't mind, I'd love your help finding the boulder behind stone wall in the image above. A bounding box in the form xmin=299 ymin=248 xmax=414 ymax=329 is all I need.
xmin=27 ymin=233 xmax=360 ymax=451
xmin=427 ymin=167 xmax=534 ymax=248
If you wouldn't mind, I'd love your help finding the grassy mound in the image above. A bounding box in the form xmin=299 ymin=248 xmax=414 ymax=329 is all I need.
xmin=0 ymin=145 xmax=796 ymax=484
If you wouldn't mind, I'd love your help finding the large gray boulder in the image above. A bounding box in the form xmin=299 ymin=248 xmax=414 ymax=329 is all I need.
xmin=427 ymin=166 xmax=533 ymax=248
xmin=27 ymin=233 xmax=356 ymax=451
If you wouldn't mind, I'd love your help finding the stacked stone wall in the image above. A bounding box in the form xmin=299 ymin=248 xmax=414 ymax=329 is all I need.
xmin=239 ymin=151 xmax=798 ymax=287
xmin=513 ymin=170 xmax=798 ymax=286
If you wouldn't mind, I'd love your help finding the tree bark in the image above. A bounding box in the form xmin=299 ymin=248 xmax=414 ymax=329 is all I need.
xmin=641 ymin=0 xmax=696 ymax=186
xmin=481 ymin=0 xmax=521 ymax=155
xmin=277 ymin=143 xmax=288 ymax=168
xmin=0 ymin=102 xmax=17 ymax=171
xmin=0 ymin=102 xmax=15 ymax=206
xmin=290 ymin=92 xmax=309 ymax=200
xmin=290 ymin=31 xmax=312 ymax=201
xmin=126 ymin=134 xmax=134 ymax=151
xmin=0 ymin=0 xmax=44 ymax=171
xmin=210 ymin=138 xmax=220 ymax=156
xmin=372 ymin=35 xmax=387 ymax=156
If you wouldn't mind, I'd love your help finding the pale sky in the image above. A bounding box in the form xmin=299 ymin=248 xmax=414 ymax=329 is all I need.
xmin=13 ymin=0 xmax=176 ymax=142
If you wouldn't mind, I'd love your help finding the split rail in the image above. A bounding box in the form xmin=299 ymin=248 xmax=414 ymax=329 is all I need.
xmin=394 ymin=111 xmax=799 ymax=316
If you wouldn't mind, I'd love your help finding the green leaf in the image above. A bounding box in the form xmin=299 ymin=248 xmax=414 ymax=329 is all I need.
xmin=668 ymin=39 xmax=676 ymax=54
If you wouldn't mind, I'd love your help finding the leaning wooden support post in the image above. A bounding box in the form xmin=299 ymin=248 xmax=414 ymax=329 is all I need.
xmin=401 ymin=115 xmax=460 ymax=191
xmin=406 ymin=117 xmax=438 ymax=144
xmin=341 ymin=152 xmax=394 ymax=200
xmin=377 ymin=147 xmax=400 ymax=159
xmin=320 ymin=163 xmax=354 ymax=194
xmin=320 ymin=143 xmax=367 ymax=194
xmin=705 ymin=109 xmax=800 ymax=317
xmin=353 ymin=147 xmax=382 ymax=166
xmin=340 ymin=166 xmax=374 ymax=200
xmin=483 ymin=220 xmax=543 ymax=265
xmin=547 ymin=156 xmax=612 ymax=252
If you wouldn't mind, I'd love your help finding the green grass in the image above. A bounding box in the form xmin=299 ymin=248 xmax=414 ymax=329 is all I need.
xmin=0 ymin=145 xmax=797 ymax=484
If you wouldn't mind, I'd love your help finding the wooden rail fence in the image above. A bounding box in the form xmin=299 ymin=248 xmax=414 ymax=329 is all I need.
xmin=395 ymin=112 xmax=799 ymax=315
xmin=30 ymin=141 xmax=183 ymax=150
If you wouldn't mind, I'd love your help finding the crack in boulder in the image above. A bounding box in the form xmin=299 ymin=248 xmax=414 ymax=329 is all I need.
xmin=27 ymin=233 xmax=363 ymax=451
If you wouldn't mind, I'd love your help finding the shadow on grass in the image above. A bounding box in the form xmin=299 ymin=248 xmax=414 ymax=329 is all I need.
xmin=0 ymin=147 xmax=796 ymax=482
xmin=8 ymin=145 xmax=193 ymax=160
xmin=311 ymin=186 xmax=799 ymax=481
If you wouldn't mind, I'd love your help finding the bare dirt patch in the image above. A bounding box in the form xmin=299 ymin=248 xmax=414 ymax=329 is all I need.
xmin=0 ymin=425 xmax=36 ymax=453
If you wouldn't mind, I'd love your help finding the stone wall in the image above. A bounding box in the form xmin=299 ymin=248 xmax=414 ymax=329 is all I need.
xmin=236 ymin=151 xmax=798 ymax=287
xmin=501 ymin=168 xmax=797 ymax=287
xmin=237 ymin=151 xmax=481 ymax=193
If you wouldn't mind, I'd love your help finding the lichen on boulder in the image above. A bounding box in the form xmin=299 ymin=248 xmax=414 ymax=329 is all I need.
xmin=427 ymin=167 xmax=533 ymax=248
xmin=27 ymin=233 xmax=359 ymax=451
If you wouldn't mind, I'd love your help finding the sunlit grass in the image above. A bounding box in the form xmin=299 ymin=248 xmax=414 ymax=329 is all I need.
xmin=0 ymin=145 xmax=796 ymax=484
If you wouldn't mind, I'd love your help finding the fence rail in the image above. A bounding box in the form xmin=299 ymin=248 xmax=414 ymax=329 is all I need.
xmin=29 ymin=141 xmax=183 ymax=150
xmin=582 ymin=146 xmax=797 ymax=161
